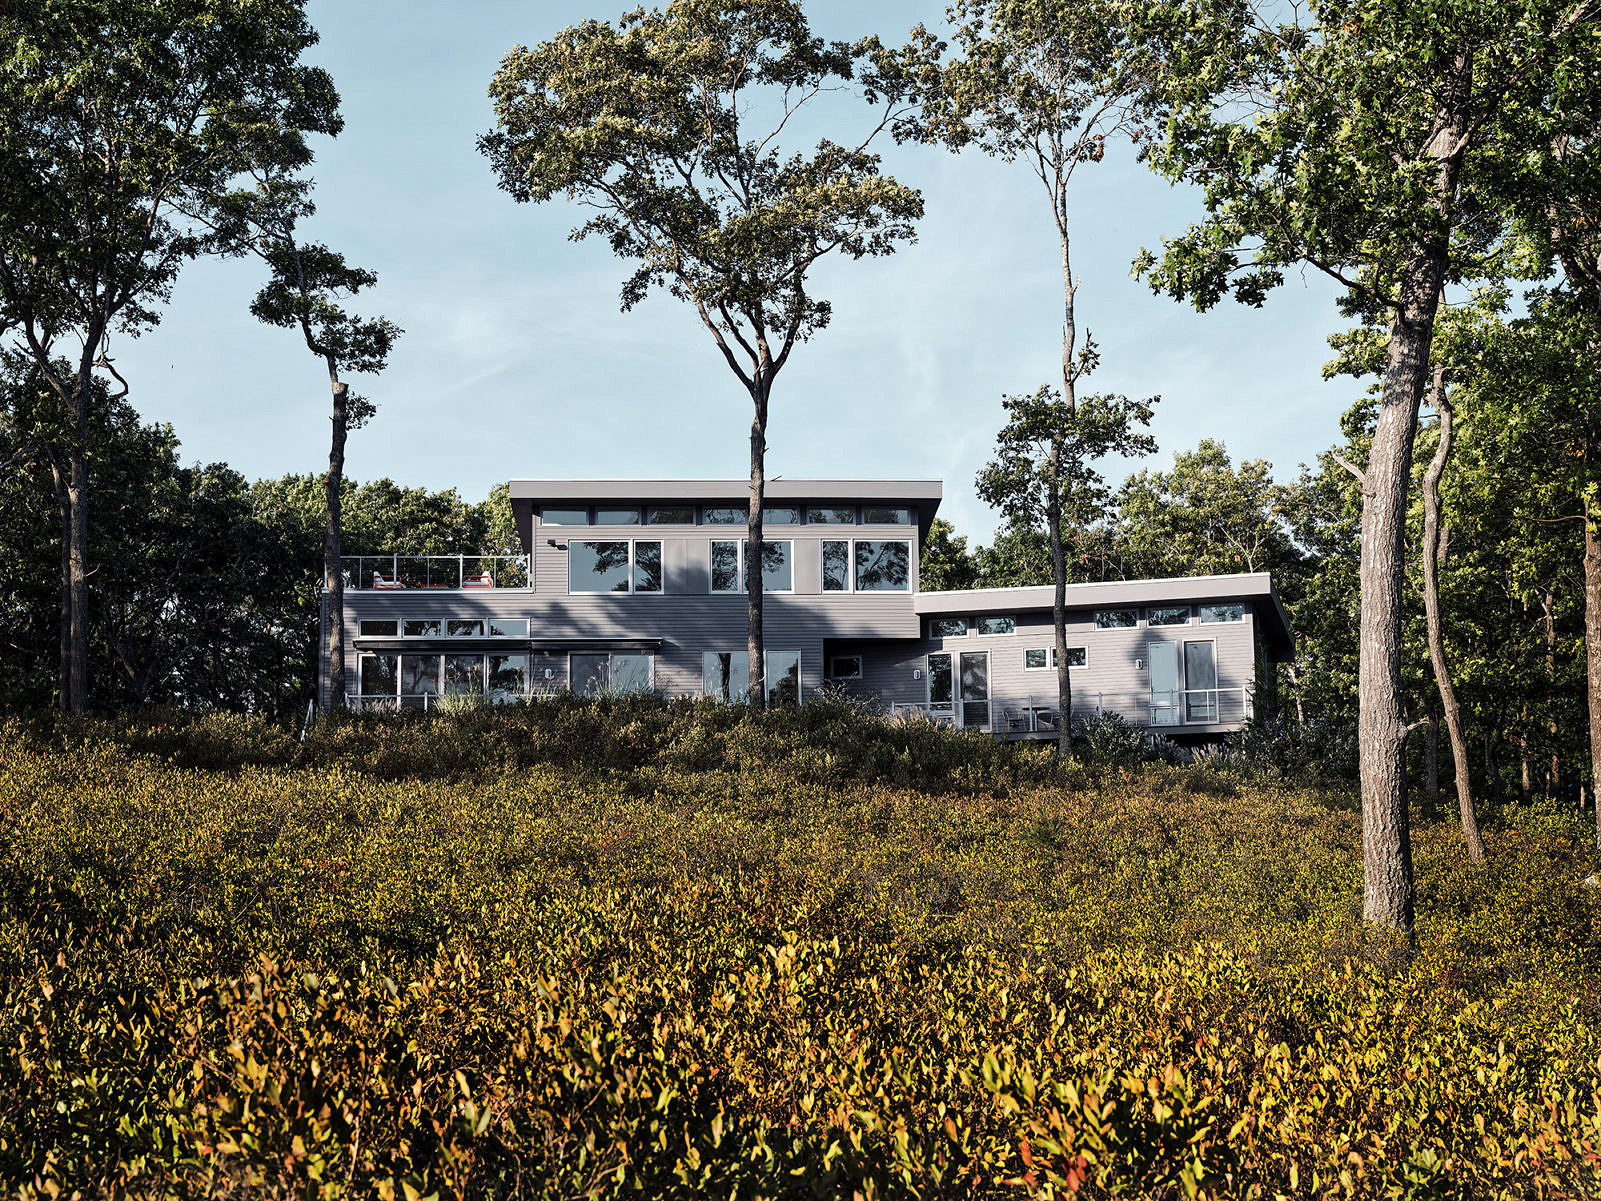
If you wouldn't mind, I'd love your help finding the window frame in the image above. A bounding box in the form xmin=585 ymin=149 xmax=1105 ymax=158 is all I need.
xmin=357 ymin=619 xmax=398 ymax=637
xmin=646 ymin=505 xmax=696 ymax=525
xmin=808 ymin=505 xmax=857 ymax=525
xmin=708 ymin=538 xmax=794 ymax=593
xmin=976 ymin=615 xmax=1016 ymax=635
xmin=701 ymin=505 xmax=747 ymax=525
xmin=1199 ymin=603 xmax=1247 ymax=624
xmin=860 ymin=505 xmax=913 ymax=525
xmin=1147 ymin=605 xmax=1191 ymax=627
xmin=852 ymin=538 xmax=912 ymax=592
xmin=1094 ymin=608 xmax=1140 ymax=630
xmin=1023 ymin=646 xmax=1088 ymax=670
xmin=701 ymin=649 xmax=803 ymax=703
xmin=567 ymin=539 xmax=665 ymax=595
xmin=540 ymin=506 xmax=589 ymax=526
xmin=928 ymin=616 xmax=970 ymax=639
xmin=830 ymin=654 xmax=863 ymax=680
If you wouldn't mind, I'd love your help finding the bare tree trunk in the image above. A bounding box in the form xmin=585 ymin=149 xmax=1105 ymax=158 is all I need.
xmin=1047 ymin=440 xmax=1072 ymax=754
xmin=67 ymin=422 xmax=88 ymax=713
xmin=747 ymin=382 xmax=769 ymax=709
xmin=325 ymin=377 xmax=348 ymax=708
xmin=1424 ymin=711 xmax=1439 ymax=807
xmin=1545 ymin=590 xmax=1559 ymax=793
xmin=47 ymin=450 xmax=71 ymax=711
xmin=1585 ymin=492 xmax=1601 ymax=852
xmin=1421 ymin=382 xmax=1484 ymax=861
xmin=1287 ymin=662 xmax=1306 ymax=726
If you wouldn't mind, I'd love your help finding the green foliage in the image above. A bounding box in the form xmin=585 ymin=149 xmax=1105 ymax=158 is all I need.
xmin=3 ymin=707 xmax=1599 ymax=1197
xmin=480 ymin=0 xmax=921 ymax=385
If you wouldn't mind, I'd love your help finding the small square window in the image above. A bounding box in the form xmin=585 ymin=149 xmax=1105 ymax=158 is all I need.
xmin=977 ymin=616 xmax=1015 ymax=635
xmin=1024 ymin=648 xmax=1049 ymax=670
xmin=1200 ymin=603 xmax=1245 ymax=623
xmin=541 ymin=507 xmax=588 ymax=525
xmin=1095 ymin=609 xmax=1138 ymax=629
xmin=831 ymin=655 xmax=863 ymax=680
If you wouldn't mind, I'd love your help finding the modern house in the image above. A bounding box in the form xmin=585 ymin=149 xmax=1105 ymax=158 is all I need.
xmin=325 ymin=478 xmax=1294 ymax=738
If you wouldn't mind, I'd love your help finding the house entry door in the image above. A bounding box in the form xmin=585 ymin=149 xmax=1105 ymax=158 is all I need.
xmin=959 ymin=651 xmax=990 ymax=732
xmin=1148 ymin=641 xmax=1180 ymax=726
xmin=927 ymin=652 xmax=954 ymax=723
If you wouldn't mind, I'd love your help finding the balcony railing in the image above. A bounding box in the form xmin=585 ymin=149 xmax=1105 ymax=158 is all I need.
xmin=340 ymin=554 xmax=531 ymax=591
xmin=891 ymin=687 xmax=1249 ymax=733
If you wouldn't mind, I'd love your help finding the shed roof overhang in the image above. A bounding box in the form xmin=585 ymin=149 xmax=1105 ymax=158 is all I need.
xmin=507 ymin=478 xmax=944 ymax=549
xmin=915 ymin=572 xmax=1295 ymax=658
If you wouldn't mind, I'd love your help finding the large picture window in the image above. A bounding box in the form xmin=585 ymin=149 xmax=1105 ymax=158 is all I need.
xmin=569 ymin=540 xmax=663 ymax=594
xmin=709 ymin=540 xmax=792 ymax=592
xmin=701 ymin=650 xmax=801 ymax=704
xmin=855 ymin=540 xmax=910 ymax=591
xmin=571 ymin=651 xmax=653 ymax=696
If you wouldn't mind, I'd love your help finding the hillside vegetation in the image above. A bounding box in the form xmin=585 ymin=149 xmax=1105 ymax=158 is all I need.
xmin=2 ymin=698 xmax=1599 ymax=1198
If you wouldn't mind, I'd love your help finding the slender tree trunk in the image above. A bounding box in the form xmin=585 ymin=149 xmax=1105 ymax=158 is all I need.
xmin=1420 ymin=382 xmax=1484 ymax=861
xmin=47 ymin=451 xmax=71 ymax=711
xmin=325 ymin=375 xmax=348 ymax=708
xmin=67 ymin=411 xmax=89 ymax=713
xmin=1047 ymin=441 xmax=1072 ymax=753
xmin=747 ymin=381 xmax=769 ymax=709
xmin=1584 ymin=491 xmax=1601 ymax=852
xmin=1544 ymin=590 xmax=1559 ymax=793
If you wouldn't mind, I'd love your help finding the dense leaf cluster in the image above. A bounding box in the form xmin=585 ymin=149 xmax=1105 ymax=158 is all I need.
xmin=3 ymin=701 xmax=1599 ymax=1197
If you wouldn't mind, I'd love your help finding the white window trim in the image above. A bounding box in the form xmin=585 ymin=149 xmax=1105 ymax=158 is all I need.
xmin=356 ymin=651 xmax=400 ymax=697
xmin=821 ymin=538 xmax=854 ymax=593
xmin=975 ymin=616 xmax=1017 ymax=636
xmin=701 ymin=649 xmax=803 ymax=701
xmin=928 ymin=616 xmax=970 ymax=639
xmin=838 ymin=538 xmax=915 ymax=595
xmin=709 ymin=539 xmax=794 ymax=594
xmin=1093 ymin=609 xmax=1140 ymax=630
xmin=830 ymin=654 xmax=863 ymax=680
xmin=1023 ymin=646 xmax=1088 ymax=670
xmin=567 ymin=538 xmax=666 ymax=596
xmin=570 ymin=649 xmax=656 ymax=695
xmin=1146 ymin=605 xmax=1192 ymax=628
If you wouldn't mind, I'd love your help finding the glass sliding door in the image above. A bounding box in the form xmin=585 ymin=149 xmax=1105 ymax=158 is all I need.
xmin=926 ymin=652 xmax=954 ymax=721
xmin=958 ymin=650 xmax=990 ymax=732
xmin=1148 ymin=642 xmax=1180 ymax=726
xmin=1184 ymin=641 xmax=1218 ymax=722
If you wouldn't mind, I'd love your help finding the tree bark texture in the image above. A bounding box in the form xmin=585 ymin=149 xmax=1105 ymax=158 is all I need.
xmin=1420 ymin=383 xmax=1485 ymax=861
xmin=747 ymin=383 xmax=769 ymax=710
xmin=1585 ymin=492 xmax=1601 ymax=852
xmin=325 ymin=377 xmax=349 ymax=708
xmin=1357 ymin=54 xmax=1470 ymax=934
xmin=1545 ymin=591 xmax=1559 ymax=792
xmin=67 ymin=435 xmax=88 ymax=713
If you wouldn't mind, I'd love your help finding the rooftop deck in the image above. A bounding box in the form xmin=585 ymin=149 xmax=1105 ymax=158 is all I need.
xmin=340 ymin=554 xmax=531 ymax=591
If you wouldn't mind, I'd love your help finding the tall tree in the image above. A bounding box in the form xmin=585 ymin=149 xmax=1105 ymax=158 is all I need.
xmin=0 ymin=0 xmax=340 ymax=711
xmin=976 ymin=387 xmax=1156 ymax=751
xmin=897 ymin=0 xmax=1153 ymax=752
xmin=1132 ymin=0 xmax=1601 ymax=933
xmin=1418 ymin=368 xmax=1486 ymax=860
xmin=219 ymin=175 xmax=400 ymax=710
xmin=482 ymin=0 xmax=921 ymax=707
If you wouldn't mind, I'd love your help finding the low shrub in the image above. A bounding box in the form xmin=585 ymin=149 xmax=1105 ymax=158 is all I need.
xmin=2 ymin=711 xmax=1599 ymax=1198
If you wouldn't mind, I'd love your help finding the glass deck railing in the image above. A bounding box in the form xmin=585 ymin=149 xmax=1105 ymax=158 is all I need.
xmin=339 ymin=554 xmax=531 ymax=591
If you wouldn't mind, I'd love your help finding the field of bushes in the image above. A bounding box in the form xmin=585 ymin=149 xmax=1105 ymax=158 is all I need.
xmin=2 ymin=696 xmax=1600 ymax=1198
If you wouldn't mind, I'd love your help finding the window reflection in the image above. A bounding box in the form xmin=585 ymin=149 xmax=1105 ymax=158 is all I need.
xmin=488 ymin=654 xmax=527 ymax=702
xmin=404 ymin=619 xmax=443 ymax=637
xmin=702 ymin=506 xmax=746 ymax=525
xmin=822 ymin=541 xmax=850 ymax=591
xmin=570 ymin=541 xmax=632 ymax=593
xmin=448 ymin=619 xmax=484 ymax=637
xmin=401 ymin=654 xmax=439 ymax=696
xmin=854 ymin=541 xmax=909 ymax=591
xmin=633 ymin=542 xmax=663 ymax=592
xmin=711 ymin=541 xmax=740 ymax=592
xmin=361 ymin=653 xmax=398 ymax=696
xmin=444 ymin=654 xmax=483 ymax=695
xmin=809 ymin=506 xmax=856 ymax=525
xmin=762 ymin=505 xmax=801 ymax=525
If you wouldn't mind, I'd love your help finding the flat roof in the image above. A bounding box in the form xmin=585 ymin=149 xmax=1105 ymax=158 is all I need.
xmin=508 ymin=478 xmax=942 ymax=502
xmin=916 ymin=572 xmax=1294 ymax=656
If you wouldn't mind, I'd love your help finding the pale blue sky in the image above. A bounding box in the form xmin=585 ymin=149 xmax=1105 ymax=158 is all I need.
xmin=112 ymin=0 xmax=1356 ymax=543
